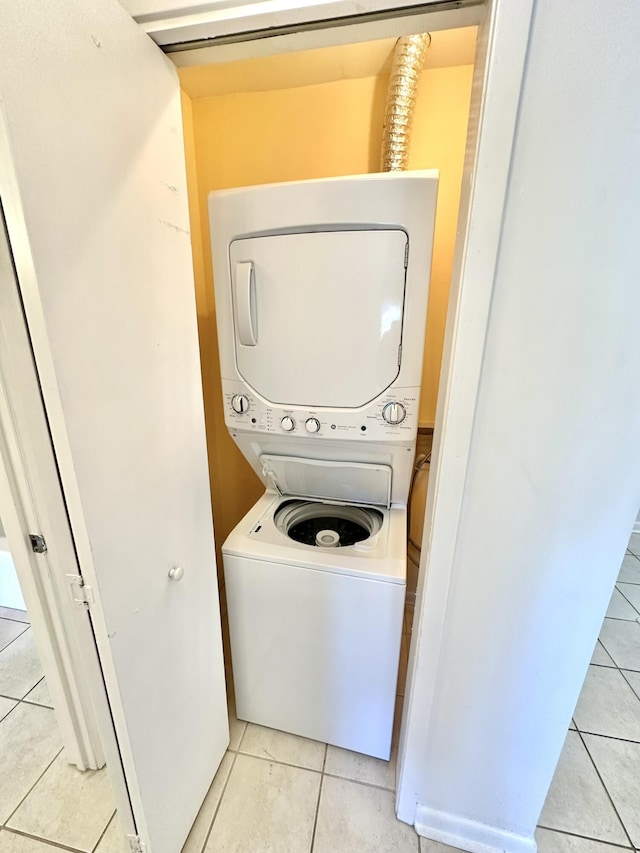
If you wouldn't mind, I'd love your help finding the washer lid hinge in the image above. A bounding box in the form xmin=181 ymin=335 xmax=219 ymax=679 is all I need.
xmin=127 ymin=836 xmax=146 ymax=853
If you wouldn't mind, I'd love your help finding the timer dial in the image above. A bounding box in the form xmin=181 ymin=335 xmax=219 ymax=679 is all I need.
xmin=305 ymin=418 xmax=321 ymax=433
xmin=382 ymin=402 xmax=406 ymax=425
xmin=231 ymin=394 xmax=250 ymax=414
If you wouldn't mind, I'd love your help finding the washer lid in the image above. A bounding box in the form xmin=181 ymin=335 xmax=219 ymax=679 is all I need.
xmin=260 ymin=455 xmax=392 ymax=508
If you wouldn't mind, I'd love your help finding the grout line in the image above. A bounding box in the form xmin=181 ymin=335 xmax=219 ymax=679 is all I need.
xmin=21 ymin=696 xmax=54 ymax=710
xmin=577 ymin=729 xmax=635 ymax=849
xmin=0 ymin=614 xmax=30 ymax=626
xmin=321 ymin=770 xmax=395 ymax=793
xmin=309 ymin=745 xmax=327 ymax=853
xmin=604 ymin=615 xmax=640 ymax=624
xmin=2 ymin=746 xmax=64 ymax=828
xmin=234 ymin=721 xmax=248 ymax=753
xmin=615 ymin=586 xmax=640 ymax=619
xmin=620 ymin=670 xmax=640 ymax=702
xmin=0 ymin=690 xmax=54 ymax=710
xmin=232 ymin=749 xmax=324 ymax=775
xmin=0 ymin=826 xmax=86 ymax=853
xmin=0 ymin=623 xmax=31 ymax=655
xmin=536 ymin=825 xmax=634 ymax=850
xmin=90 ymin=810 xmax=116 ymax=853
xmin=199 ymin=750 xmax=239 ymax=853
xmin=575 ymin=729 xmax=640 ymax=746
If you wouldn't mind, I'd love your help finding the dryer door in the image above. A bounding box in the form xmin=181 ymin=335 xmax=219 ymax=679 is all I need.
xmin=229 ymin=229 xmax=408 ymax=408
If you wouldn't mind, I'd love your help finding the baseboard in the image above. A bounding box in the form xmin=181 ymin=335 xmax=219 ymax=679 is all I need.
xmin=415 ymin=806 xmax=537 ymax=853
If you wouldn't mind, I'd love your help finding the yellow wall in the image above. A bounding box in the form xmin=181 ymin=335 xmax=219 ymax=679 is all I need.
xmin=181 ymin=59 xmax=473 ymax=565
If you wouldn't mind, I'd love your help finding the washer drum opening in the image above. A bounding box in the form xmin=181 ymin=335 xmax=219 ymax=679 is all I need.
xmin=275 ymin=500 xmax=383 ymax=548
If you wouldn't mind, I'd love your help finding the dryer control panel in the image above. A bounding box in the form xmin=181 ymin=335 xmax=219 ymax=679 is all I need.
xmin=222 ymin=380 xmax=420 ymax=443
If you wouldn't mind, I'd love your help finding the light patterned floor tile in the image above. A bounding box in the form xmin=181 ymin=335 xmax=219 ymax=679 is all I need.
xmin=0 ymin=608 xmax=29 ymax=624
xmin=0 ymin=619 xmax=28 ymax=653
xmin=239 ymin=723 xmax=325 ymax=770
xmin=227 ymin=696 xmax=246 ymax=752
xmin=0 ymin=829 xmax=63 ymax=852
xmin=324 ymin=742 xmax=396 ymax=791
xmin=0 ymin=696 xmax=17 ymax=723
xmin=8 ymin=751 xmax=115 ymax=852
xmin=623 ymin=670 xmax=640 ymax=699
xmin=606 ymin=588 xmax=639 ymax=621
xmin=0 ymin=703 xmax=61 ymax=823
xmin=419 ymin=839 xmax=465 ymax=853
xmin=0 ymin=630 xmax=44 ymax=699
xmin=617 ymin=554 xmax=640 ymax=584
xmin=539 ymin=731 xmax=627 ymax=844
xmin=23 ymin=679 xmax=52 ymax=709
xmin=94 ymin=814 xmax=127 ymax=853
xmin=590 ymin=641 xmax=615 ymax=667
xmin=583 ymin=734 xmax=640 ymax=847
xmin=599 ymin=619 xmax=640 ymax=671
xmin=535 ymin=827 xmax=632 ymax=853
xmin=617 ymin=583 xmax=640 ymax=616
xmin=182 ymin=752 xmax=234 ymax=853
xmin=627 ymin=533 xmax=640 ymax=558
xmin=205 ymin=754 xmax=319 ymax=853
xmin=314 ymin=775 xmax=418 ymax=853
xmin=573 ymin=666 xmax=640 ymax=741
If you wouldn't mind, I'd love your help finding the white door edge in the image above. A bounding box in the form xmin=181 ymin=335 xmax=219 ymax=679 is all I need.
xmin=395 ymin=0 xmax=535 ymax=827
xmin=0 ymin=124 xmax=138 ymax=835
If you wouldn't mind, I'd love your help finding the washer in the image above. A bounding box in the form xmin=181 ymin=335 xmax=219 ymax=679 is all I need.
xmin=209 ymin=171 xmax=438 ymax=760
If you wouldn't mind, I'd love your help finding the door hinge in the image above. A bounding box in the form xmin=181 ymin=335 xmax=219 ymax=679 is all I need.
xmin=127 ymin=835 xmax=146 ymax=853
xmin=397 ymin=344 xmax=403 ymax=367
xmin=404 ymin=242 xmax=409 ymax=268
xmin=29 ymin=534 xmax=48 ymax=554
xmin=67 ymin=574 xmax=94 ymax=608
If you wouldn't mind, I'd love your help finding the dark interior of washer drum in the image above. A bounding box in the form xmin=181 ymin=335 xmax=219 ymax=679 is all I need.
xmin=275 ymin=500 xmax=383 ymax=548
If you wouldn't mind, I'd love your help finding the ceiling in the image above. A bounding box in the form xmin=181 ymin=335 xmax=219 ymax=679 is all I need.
xmin=179 ymin=26 xmax=477 ymax=99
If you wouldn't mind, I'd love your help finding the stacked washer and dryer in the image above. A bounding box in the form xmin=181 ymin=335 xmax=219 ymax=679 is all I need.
xmin=209 ymin=171 xmax=438 ymax=760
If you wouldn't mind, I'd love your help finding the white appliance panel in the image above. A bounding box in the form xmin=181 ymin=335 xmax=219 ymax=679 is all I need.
xmin=224 ymin=551 xmax=405 ymax=759
xmin=224 ymin=492 xmax=407 ymax=582
xmin=229 ymin=229 xmax=407 ymax=408
xmin=260 ymin=455 xmax=392 ymax=507
xmin=232 ymin=432 xmax=415 ymax=507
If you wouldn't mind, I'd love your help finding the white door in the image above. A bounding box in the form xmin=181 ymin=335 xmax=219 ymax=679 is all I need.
xmin=0 ymin=4 xmax=228 ymax=853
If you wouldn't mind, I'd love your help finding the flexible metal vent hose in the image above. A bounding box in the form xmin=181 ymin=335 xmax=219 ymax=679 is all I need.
xmin=381 ymin=33 xmax=431 ymax=172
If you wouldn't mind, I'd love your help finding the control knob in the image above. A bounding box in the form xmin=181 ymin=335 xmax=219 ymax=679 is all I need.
xmin=231 ymin=394 xmax=250 ymax=414
xmin=382 ymin=402 xmax=406 ymax=425
xmin=305 ymin=418 xmax=321 ymax=434
xmin=281 ymin=416 xmax=296 ymax=432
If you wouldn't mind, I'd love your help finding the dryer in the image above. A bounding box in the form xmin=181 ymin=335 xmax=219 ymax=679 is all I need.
xmin=209 ymin=171 xmax=438 ymax=760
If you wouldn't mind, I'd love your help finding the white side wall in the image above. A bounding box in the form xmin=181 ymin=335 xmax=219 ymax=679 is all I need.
xmin=407 ymin=2 xmax=640 ymax=850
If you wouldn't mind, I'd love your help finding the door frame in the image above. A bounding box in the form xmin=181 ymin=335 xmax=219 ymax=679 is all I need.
xmin=167 ymin=0 xmax=534 ymax=832
xmin=0 ymin=0 xmax=534 ymax=842
xmin=0 ymin=204 xmax=104 ymax=772
xmin=0 ymin=119 xmax=138 ymax=839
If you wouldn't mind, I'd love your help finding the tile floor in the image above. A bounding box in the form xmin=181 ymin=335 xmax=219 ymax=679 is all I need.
xmin=0 ymin=532 xmax=639 ymax=853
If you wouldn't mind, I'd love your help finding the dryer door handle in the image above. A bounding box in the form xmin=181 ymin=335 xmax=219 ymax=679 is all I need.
xmin=234 ymin=261 xmax=257 ymax=346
